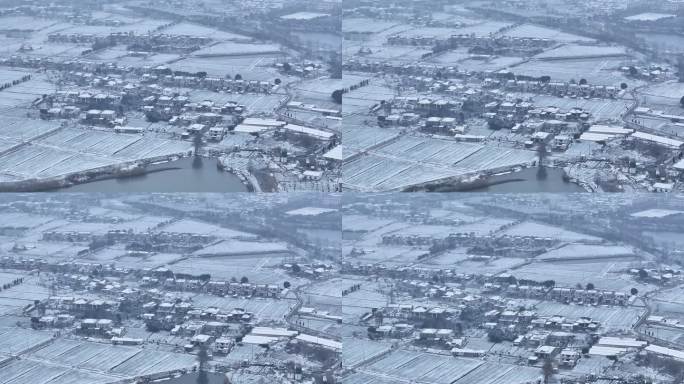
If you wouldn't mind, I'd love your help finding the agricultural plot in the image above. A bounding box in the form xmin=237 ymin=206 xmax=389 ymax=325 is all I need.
xmin=193 ymin=239 xmax=290 ymax=256
xmin=425 ymin=248 xmax=473 ymax=265
xmin=110 ymin=136 xmax=191 ymax=159
xmin=109 ymin=252 xmax=184 ymax=269
xmin=304 ymin=278 xmax=345 ymax=298
xmin=0 ymin=126 xmax=192 ymax=183
xmin=190 ymin=295 xmax=294 ymax=322
xmin=36 ymin=128 xmax=142 ymax=157
xmin=342 ymin=372 xmax=397 ymax=384
xmin=342 ymin=126 xmax=399 ymax=159
xmin=0 ymin=78 xmax=57 ymax=111
xmin=303 ymin=294 xmax=343 ymax=316
xmin=639 ymin=81 xmax=684 ymax=106
xmin=537 ymin=244 xmax=635 ymax=261
xmin=0 ymin=138 xmax=19 ymax=154
xmin=33 ymin=340 xmax=140 ymax=372
xmin=363 ymin=349 xmax=484 ymax=384
xmin=30 ymin=338 xmax=83 ymax=360
xmin=342 ymin=338 xmax=393 ymax=368
xmin=296 ymin=317 xmax=342 ymax=336
xmin=342 ymin=83 xmax=397 ymax=115
xmin=0 ymin=16 xmax=56 ymax=31
xmin=451 ymin=21 xmax=512 ymax=37
xmin=415 ymin=357 xmax=485 ymax=384
xmin=168 ymin=255 xmax=290 ymax=283
xmin=0 ymin=360 xmax=71 ymax=384
xmin=430 ymin=48 xmax=475 ymax=64
xmin=452 ymin=145 xmax=537 ymax=171
xmin=342 ymin=290 xmax=388 ymax=318
xmin=192 ymin=42 xmax=282 ymax=57
xmin=536 ymin=44 xmax=628 ymax=60
xmin=20 ymin=42 xmax=88 ymax=62
xmin=50 ymin=216 xmax=168 ymax=235
xmin=453 ymin=362 xmax=543 ymax=384
xmin=352 ymin=222 xmax=417 ymax=248
xmin=0 ymin=271 xmax=25 ymax=287
xmin=109 ymin=348 xmax=196 ymax=376
xmin=350 ymin=245 xmax=428 ymax=265
xmin=292 ymin=77 xmax=344 ymax=103
xmin=36 ymin=154 xmax=117 ymax=179
xmin=0 ymin=327 xmax=52 ymax=354
xmin=455 ymin=56 xmax=525 ymax=72
xmin=571 ymin=355 xmax=615 ymax=376
xmin=529 ymin=94 xmax=633 ymax=120
xmin=386 ymin=22 xmax=509 ymax=41
xmin=158 ymin=219 xmax=256 ymax=239
xmin=0 ymin=212 xmax=55 ymax=228
xmin=0 ymin=68 xmax=31 ymax=84
xmin=373 ymin=136 xmax=484 ymax=165
xmin=342 ymin=214 xmax=394 ymax=232
xmin=442 ymin=257 xmax=523 ymax=274
xmin=44 ymin=370 xmax=116 ymax=384
xmin=57 ymin=19 xmax=169 ymax=36
xmin=342 ymin=18 xmax=399 ymax=34
xmin=110 ymin=52 xmax=182 ymax=67
xmin=343 ymin=154 xmax=468 ymax=191
xmin=503 ymin=24 xmax=594 ymax=43
xmin=170 ymin=55 xmax=283 ymax=81
xmin=501 ymin=221 xmax=602 ymax=242
xmin=163 ymin=22 xmax=250 ymax=41
xmin=363 ymin=46 xmax=432 ymax=63
xmin=0 ymin=277 xmax=49 ymax=306
xmin=534 ymin=302 xmax=644 ymax=331
xmin=510 ymin=58 xmax=634 ymax=86
xmin=451 ymin=218 xmax=514 ymax=236
xmin=514 ymin=260 xmax=655 ymax=292
xmin=1 ymin=241 xmax=85 ymax=261
xmin=344 ymin=133 xmax=538 ymax=191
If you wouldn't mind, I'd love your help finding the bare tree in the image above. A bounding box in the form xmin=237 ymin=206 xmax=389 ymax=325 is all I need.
xmin=197 ymin=344 xmax=209 ymax=384
xmin=542 ymin=358 xmax=554 ymax=384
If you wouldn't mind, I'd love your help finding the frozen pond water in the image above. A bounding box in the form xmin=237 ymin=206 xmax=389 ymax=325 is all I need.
xmin=51 ymin=157 xmax=248 ymax=192
xmin=468 ymin=167 xmax=586 ymax=193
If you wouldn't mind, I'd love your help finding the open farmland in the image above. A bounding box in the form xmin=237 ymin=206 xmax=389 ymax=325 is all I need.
xmin=358 ymin=349 xmax=491 ymax=384
xmin=502 ymin=24 xmax=595 ymax=43
xmin=0 ymin=127 xmax=192 ymax=184
xmin=343 ymin=136 xmax=537 ymax=191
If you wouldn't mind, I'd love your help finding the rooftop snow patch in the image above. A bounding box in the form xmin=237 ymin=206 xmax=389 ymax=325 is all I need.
xmin=625 ymin=13 xmax=676 ymax=21
xmin=285 ymin=207 xmax=338 ymax=216
xmin=280 ymin=12 xmax=329 ymax=21
xmin=631 ymin=209 xmax=684 ymax=218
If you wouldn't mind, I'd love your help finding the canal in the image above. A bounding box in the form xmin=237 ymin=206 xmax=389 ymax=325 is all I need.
xmin=467 ymin=167 xmax=586 ymax=193
xmin=52 ymin=157 xmax=248 ymax=192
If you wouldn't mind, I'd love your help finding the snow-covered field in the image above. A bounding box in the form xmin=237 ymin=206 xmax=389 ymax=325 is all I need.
xmin=503 ymin=24 xmax=594 ymax=43
xmin=158 ymin=219 xmax=256 ymax=238
xmin=537 ymin=244 xmax=635 ymax=261
xmin=534 ymin=302 xmax=644 ymax=331
xmin=501 ymin=221 xmax=602 ymax=242
xmin=343 ymin=136 xmax=537 ymax=191
xmin=0 ymin=126 xmax=192 ymax=183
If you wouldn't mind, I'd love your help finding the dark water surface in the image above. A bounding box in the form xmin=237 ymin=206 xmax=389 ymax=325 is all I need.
xmin=467 ymin=167 xmax=586 ymax=193
xmin=52 ymin=157 xmax=248 ymax=192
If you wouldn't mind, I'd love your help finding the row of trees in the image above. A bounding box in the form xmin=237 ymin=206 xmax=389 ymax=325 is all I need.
xmin=1 ymin=277 xmax=23 ymax=291
xmin=0 ymin=74 xmax=31 ymax=91
xmin=331 ymin=78 xmax=371 ymax=104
